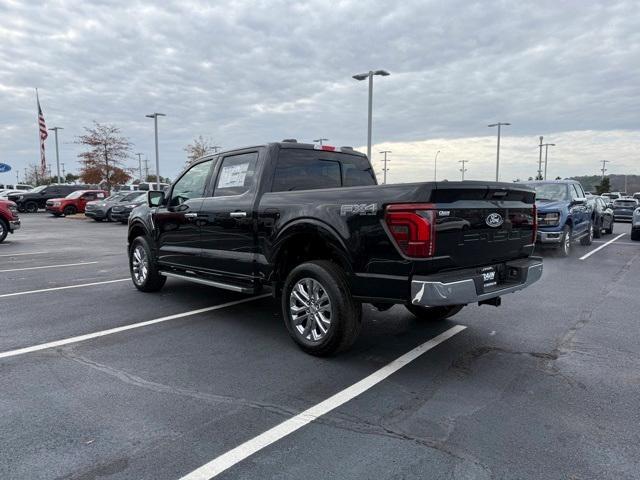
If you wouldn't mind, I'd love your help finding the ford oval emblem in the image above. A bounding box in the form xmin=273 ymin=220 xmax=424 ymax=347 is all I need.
xmin=486 ymin=213 xmax=503 ymax=228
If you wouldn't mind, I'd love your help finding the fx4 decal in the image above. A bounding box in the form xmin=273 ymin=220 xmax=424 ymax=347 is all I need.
xmin=340 ymin=203 xmax=377 ymax=216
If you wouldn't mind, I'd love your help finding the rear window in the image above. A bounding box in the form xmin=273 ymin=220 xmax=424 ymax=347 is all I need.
xmin=614 ymin=200 xmax=637 ymax=207
xmin=271 ymin=149 xmax=376 ymax=192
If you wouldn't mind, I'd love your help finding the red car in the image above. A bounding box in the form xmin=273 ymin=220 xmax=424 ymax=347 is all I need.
xmin=46 ymin=190 xmax=108 ymax=217
xmin=0 ymin=199 xmax=20 ymax=243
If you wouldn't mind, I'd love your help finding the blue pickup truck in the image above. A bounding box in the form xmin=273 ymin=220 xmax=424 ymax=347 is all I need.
xmin=524 ymin=180 xmax=593 ymax=256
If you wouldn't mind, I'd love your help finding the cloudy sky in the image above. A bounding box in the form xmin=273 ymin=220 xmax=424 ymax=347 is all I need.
xmin=0 ymin=0 xmax=638 ymax=185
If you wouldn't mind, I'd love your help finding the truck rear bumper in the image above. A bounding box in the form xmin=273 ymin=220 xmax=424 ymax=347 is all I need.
xmin=410 ymin=257 xmax=543 ymax=307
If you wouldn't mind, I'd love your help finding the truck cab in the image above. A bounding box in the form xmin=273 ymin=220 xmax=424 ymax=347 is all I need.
xmin=524 ymin=180 xmax=593 ymax=256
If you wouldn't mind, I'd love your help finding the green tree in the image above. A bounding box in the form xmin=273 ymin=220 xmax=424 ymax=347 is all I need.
xmin=595 ymin=177 xmax=611 ymax=195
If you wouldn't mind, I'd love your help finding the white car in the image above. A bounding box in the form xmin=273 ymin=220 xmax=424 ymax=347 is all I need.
xmin=0 ymin=189 xmax=23 ymax=199
xmin=632 ymin=207 xmax=640 ymax=241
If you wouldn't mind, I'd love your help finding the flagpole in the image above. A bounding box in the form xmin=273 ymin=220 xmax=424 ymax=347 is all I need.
xmin=35 ymin=88 xmax=40 ymax=184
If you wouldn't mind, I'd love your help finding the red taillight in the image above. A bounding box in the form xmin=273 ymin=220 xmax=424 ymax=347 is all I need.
xmin=385 ymin=203 xmax=436 ymax=258
xmin=532 ymin=204 xmax=537 ymax=243
xmin=313 ymin=144 xmax=336 ymax=151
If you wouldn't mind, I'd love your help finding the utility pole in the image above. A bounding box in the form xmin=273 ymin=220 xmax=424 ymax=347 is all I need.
xmin=145 ymin=113 xmax=166 ymax=190
xmin=380 ymin=150 xmax=391 ymax=184
xmin=537 ymin=136 xmax=544 ymax=180
xmin=600 ymin=160 xmax=609 ymax=179
xmin=459 ymin=160 xmax=469 ymax=181
xmin=434 ymin=150 xmax=440 ymax=181
xmin=16 ymin=171 xmax=19 ymax=184
xmin=104 ymin=143 xmax=110 ymax=193
xmin=61 ymin=163 xmax=66 ymax=181
xmin=313 ymin=138 xmax=328 ymax=146
xmin=135 ymin=153 xmax=144 ymax=182
xmin=143 ymin=157 xmax=150 ymax=180
xmin=212 ymin=145 xmax=221 ymax=153
xmin=541 ymin=142 xmax=556 ymax=180
xmin=48 ymin=126 xmax=63 ymax=184
xmin=488 ymin=122 xmax=510 ymax=181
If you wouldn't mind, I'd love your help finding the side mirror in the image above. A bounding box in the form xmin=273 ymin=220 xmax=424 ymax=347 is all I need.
xmin=148 ymin=190 xmax=165 ymax=207
xmin=571 ymin=198 xmax=586 ymax=206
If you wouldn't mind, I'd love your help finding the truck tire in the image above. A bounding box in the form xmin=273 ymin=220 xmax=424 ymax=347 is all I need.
xmin=631 ymin=228 xmax=640 ymax=241
xmin=593 ymin=218 xmax=602 ymax=238
xmin=405 ymin=304 xmax=464 ymax=321
xmin=129 ymin=236 xmax=166 ymax=292
xmin=63 ymin=205 xmax=77 ymax=216
xmin=282 ymin=260 xmax=361 ymax=356
xmin=604 ymin=221 xmax=613 ymax=235
xmin=25 ymin=201 xmax=38 ymax=213
xmin=580 ymin=221 xmax=594 ymax=246
xmin=0 ymin=218 xmax=8 ymax=243
xmin=559 ymin=225 xmax=572 ymax=257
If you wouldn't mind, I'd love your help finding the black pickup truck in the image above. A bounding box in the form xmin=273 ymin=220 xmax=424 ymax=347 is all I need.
xmin=127 ymin=141 xmax=542 ymax=355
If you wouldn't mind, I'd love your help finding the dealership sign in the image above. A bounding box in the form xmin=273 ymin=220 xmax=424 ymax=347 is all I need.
xmin=0 ymin=163 xmax=12 ymax=173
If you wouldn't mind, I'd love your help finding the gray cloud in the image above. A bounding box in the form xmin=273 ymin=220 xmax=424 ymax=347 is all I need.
xmin=0 ymin=0 xmax=638 ymax=183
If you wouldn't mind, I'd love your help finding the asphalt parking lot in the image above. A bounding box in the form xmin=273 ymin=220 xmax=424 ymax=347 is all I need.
xmin=1 ymin=213 xmax=639 ymax=480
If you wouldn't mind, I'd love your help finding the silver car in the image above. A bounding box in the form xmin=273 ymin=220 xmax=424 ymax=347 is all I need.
xmin=632 ymin=206 xmax=640 ymax=241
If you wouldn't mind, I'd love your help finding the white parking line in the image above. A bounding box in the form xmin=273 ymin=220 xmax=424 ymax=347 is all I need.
xmin=0 ymin=261 xmax=98 ymax=273
xmin=0 ymin=278 xmax=130 ymax=298
xmin=0 ymin=251 xmax=50 ymax=258
xmin=0 ymin=294 xmax=270 ymax=360
xmin=580 ymin=233 xmax=626 ymax=260
xmin=179 ymin=324 xmax=467 ymax=480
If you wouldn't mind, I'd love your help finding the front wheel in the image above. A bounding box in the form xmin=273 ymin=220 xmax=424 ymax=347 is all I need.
xmin=593 ymin=218 xmax=602 ymax=238
xmin=282 ymin=260 xmax=361 ymax=356
xmin=559 ymin=225 xmax=572 ymax=257
xmin=129 ymin=236 xmax=166 ymax=292
xmin=405 ymin=304 xmax=464 ymax=321
xmin=604 ymin=220 xmax=613 ymax=235
xmin=25 ymin=201 xmax=38 ymax=213
xmin=580 ymin=221 xmax=594 ymax=246
xmin=0 ymin=219 xmax=8 ymax=243
xmin=63 ymin=205 xmax=77 ymax=216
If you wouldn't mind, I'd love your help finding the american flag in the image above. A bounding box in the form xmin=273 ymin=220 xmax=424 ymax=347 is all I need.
xmin=36 ymin=89 xmax=48 ymax=175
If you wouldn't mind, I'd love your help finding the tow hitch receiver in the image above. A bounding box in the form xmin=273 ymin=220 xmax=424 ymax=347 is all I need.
xmin=479 ymin=296 xmax=501 ymax=307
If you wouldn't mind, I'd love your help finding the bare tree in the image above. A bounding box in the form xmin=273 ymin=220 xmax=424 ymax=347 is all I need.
xmin=184 ymin=136 xmax=218 ymax=165
xmin=76 ymin=122 xmax=133 ymax=192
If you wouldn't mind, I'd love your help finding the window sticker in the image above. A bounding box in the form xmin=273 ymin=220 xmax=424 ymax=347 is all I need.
xmin=218 ymin=162 xmax=249 ymax=188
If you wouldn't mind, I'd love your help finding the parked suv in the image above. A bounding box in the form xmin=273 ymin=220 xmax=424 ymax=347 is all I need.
xmin=587 ymin=196 xmax=614 ymax=237
xmin=8 ymin=184 xmax=96 ymax=213
xmin=111 ymin=192 xmax=147 ymax=223
xmin=128 ymin=141 xmax=542 ymax=356
xmin=524 ymin=180 xmax=593 ymax=256
xmin=612 ymin=198 xmax=638 ymax=222
xmin=85 ymin=191 xmax=135 ymax=222
xmin=0 ymin=199 xmax=20 ymax=243
xmin=45 ymin=190 xmax=108 ymax=216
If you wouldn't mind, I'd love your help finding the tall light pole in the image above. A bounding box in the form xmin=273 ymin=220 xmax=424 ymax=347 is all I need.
xmin=537 ymin=136 xmax=544 ymax=180
xmin=541 ymin=143 xmax=556 ymax=180
xmin=135 ymin=153 xmax=144 ymax=183
xmin=488 ymin=122 xmax=510 ymax=181
xmin=313 ymin=138 xmax=328 ymax=146
xmin=600 ymin=160 xmax=609 ymax=179
xmin=212 ymin=145 xmax=221 ymax=153
xmin=352 ymin=70 xmax=390 ymax=161
xmin=145 ymin=113 xmax=165 ymax=190
xmin=61 ymin=163 xmax=66 ymax=179
xmin=459 ymin=160 xmax=469 ymax=181
xmin=380 ymin=150 xmax=391 ymax=184
xmin=434 ymin=150 xmax=440 ymax=181
xmin=48 ymin=126 xmax=63 ymax=183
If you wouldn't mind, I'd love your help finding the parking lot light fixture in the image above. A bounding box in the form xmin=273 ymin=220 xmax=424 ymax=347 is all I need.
xmin=146 ymin=113 xmax=166 ymax=190
xmin=541 ymin=143 xmax=556 ymax=180
xmin=352 ymin=70 xmax=390 ymax=161
xmin=434 ymin=150 xmax=440 ymax=181
xmin=488 ymin=122 xmax=510 ymax=181
xmin=48 ymin=127 xmax=64 ymax=183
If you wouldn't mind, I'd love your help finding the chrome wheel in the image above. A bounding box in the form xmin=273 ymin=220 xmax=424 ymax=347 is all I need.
xmin=131 ymin=245 xmax=149 ymax=285
xmin=289 ymin=278 xmax=332 ymax=342
xmin=563 ymin=229 xmax=571 ymax=255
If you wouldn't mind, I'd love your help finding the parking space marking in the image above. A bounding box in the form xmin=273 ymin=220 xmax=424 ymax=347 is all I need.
xmin=0 ymin=261 xmax=98 ymax=273
xmin=580 ymin=233 xmax=626 ymax=260
xmin=593 ymin=240 xmax=637 ymax=247
xmin=0 ymin=294 xmax=270 ymax=360
xmin=0 ymin=278 xmax=130 ymax=298
xmin=0 ymin=251 xmax=50 ymax=258
xmin=179 ymin=324 xmax=467 ymax=480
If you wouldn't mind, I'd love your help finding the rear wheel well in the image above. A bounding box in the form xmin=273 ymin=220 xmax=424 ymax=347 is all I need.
xmin=272 ymin=232 xmax=351 ymax=293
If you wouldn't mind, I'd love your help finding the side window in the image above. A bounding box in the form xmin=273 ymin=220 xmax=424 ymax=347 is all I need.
xmin=83 ymin=193 xmax=96 ymax=201
xmin=570 ymin=184 xmax=580 ymax=200
xmin=170 ymin=159 xmax=214 ymax=206
xmin=576 ymin=184 xmax=586 ymax=198
xmin=213 ymin=152 xmax=259 ymax=197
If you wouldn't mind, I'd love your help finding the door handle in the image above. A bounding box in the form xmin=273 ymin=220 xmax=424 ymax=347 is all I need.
xmin=184 ymin=213 xmax=198 ymax=219
xmin=229 ymin=211 xmax=247 ymax=218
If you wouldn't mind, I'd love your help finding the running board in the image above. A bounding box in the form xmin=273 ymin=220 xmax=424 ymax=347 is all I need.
xmin=159 ymin=270 xmax=253 ymax=293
